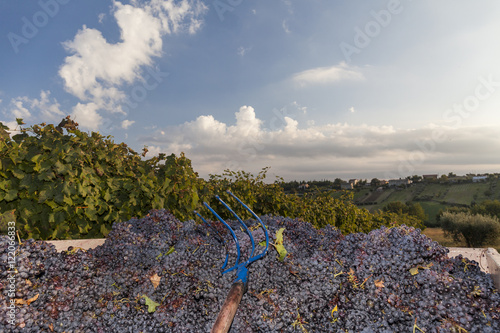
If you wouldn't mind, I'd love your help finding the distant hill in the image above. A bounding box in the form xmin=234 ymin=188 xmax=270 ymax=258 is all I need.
xmin=353 ymin=179 xmax=500 ymax=225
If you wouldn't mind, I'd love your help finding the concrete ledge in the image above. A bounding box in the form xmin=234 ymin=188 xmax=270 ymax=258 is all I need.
xmin=447 ymin=247 xmax=500 ymax=289
xmin=46 ymin=239 xmax=105 ymax=252
xmin=45 ymin=240 xmax=500 ymax=289
xmin=486 ymin=248 xmax=500 ymax=290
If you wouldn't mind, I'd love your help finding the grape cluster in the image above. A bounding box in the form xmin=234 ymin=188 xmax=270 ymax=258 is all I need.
xmin=1 ymin=209 xmax=499 ymax=332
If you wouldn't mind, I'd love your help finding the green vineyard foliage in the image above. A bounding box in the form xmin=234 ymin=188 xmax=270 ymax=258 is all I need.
xmin=0 ymin=118 xmax=199 ymax=239
xmin=0 ymin=118 xmax=424 ymax=240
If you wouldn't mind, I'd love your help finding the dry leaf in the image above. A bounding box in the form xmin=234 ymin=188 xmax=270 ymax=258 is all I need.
xmin=49 ymin=323 xmax=54 ymax=332
xmin=409 ymin=267 xmax=419 ymax=276
xmin=331 ymin=304 xmax=338 ymax=317
xmin=374 ymin=279 xmax=385 ymax=288
xmin=150 ymin=273 xmax=161 ymax=289
xmin=15 ymin=294 xmax=39 ymax=306
xmin=25 ymin=279 xmax=32 ymax=286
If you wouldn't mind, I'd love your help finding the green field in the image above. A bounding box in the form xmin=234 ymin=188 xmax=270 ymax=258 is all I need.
xmin=384 ymin=186 xmax=419 ymax=203
xmin=443 ymin=183 xmax=490 ymax=204
xmin=351 ymin=179 xmax=499 ymax=225
xmin=418 ymin=201 xmax=447 ymax=226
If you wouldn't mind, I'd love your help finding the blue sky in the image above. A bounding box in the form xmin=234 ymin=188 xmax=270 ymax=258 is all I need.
xmin=1 ymin=0 xmax=500 ymax=181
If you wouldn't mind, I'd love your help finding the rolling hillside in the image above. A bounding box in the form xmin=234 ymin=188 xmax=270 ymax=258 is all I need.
xmin=354 ymin=179 xmax=500 ymax=225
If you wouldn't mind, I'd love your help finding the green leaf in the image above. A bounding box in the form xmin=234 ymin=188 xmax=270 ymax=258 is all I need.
xmin=103 ymin=189 xmax=111 ymax=202
xmin=276 ymin=243 xmax=287 ymax=262
xmin=38 ymin=189 xmax=52 ymax=203
xmin=44 ymin=200 xmax=58 ymax=209
xmin=31 ymin=153 xmax=43 ymax=165
xmin=3 ymin=190 xmax=18 ymax=202
xmin=11 ymin=168 xmax=24 ymax=179
xmin=273 ymin=228 xmax=287 ymax=262
xmin=258 ymin=240 xmax=267 ymax=247
xmin=165 ymin=246 xmax=175 ymax=255
xmin=37 ymin=170 xmax=54 ymax=181
xmin=54 ymin=160 xmax=71 ymax=175
xmin=410 ymin=267 xmax=419 ymax=276
xmin=63 ymin=195 xmax=74 ymax=206
xmin=100 ymin=224 xmax=110 ymax=236
xmin=85 ymin=206 xmax=97 ymax=220
xmin=141 ymin=295 xmax=160 ymax=313
xmin=76 ymin=219 xmax=91 ymax=234
xmin=275 ymin=228 xmax=285 ymax=245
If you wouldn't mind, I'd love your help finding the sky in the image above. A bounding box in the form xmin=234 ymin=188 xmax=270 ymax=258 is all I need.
xmin=1 ymin=0 xmax=500 ymax=181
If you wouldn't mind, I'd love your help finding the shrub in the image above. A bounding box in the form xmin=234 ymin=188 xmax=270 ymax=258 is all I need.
xmin=471 ymin=199 xmax=500 ymax=219
xmin=440 ymin=211 xmax=500 ymax=247
xmin=382 ymin=201 xmax=427 ymax=223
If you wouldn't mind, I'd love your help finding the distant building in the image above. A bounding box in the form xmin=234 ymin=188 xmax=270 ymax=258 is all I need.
xmin=341 ymin=183 xmax=354 ymax=190
xmin=448 ymin=176 xmax=467 ymax=183
xmin=349 ymin=179 xmax=359 ymax=186
xmin=472 ymin=176 xmax=488 ymax=183
xmin=298 ymin=184 xmax=310 ymax=190
xmin=388 ymin=178 xmax=412 ymax=187
xmin=422 ymin=174 xmax=438 ymax=182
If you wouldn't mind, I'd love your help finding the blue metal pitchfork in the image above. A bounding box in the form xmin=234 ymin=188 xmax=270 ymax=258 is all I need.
xmin=195 ymin=191 xmax=269 ymax=333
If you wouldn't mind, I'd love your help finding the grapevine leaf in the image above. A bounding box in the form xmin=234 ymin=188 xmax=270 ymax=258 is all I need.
xmin=276 ymin=244 xmax=287 ymax=262
xmin=258 ymin=240 xmax=267 ymax=247
xmin=30 ymin=154 xmax=42 ymax=164
xmin=273 ymin=228 xmax=287 ymax=262
xmin=410 ymin=267 xmax=419 ymax=275
xmin=4 ymin=190 xmax=18 ymax=202
xmin=275 ymin=228 xmax=285 ymax=245
xmin=103 ymin=189 xmax=111 ymax=202
xmin=100 ymin=224 xmax=110 ymax=236
xmin=11 ymin=168 xmax=24 ymax=179
xmin=141 ymin=295 xmax=160 ymax=313
xmin=166 ymin=246 xmax=175 ymax=255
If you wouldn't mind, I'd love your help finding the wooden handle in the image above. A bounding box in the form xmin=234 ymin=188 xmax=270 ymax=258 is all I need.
xmin=210 ymin=282 xmax=246 ymax=333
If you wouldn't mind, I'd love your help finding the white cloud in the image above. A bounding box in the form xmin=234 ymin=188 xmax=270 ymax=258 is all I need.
xmin=71 ymin=102 xmax=102 ymax=130
xmin=98 ymin=13 xmax=106 ymax=23
xmin=58 ymin=0 xmax=207 ymax=130
xmin=31 ymin=91 xmax=66 ymax=121
xmin=140 ymin=106 xmax=500 ymax=180
xmin=282 ymin=20 xmax=291 ymax=34
xmin=9 ymin=98 xmax=31 ymax=120
xmin=3 ymin=91 xmax=66 ymax=125
xmin=237 ymin=46 xmax=252 ymax=57
xmin=144 ymin=145 xmax=162 ymax=159
xmin=291 ymin=101 xmax=307 ymax=114
xmin=349 ymin=107 xmax=355 ymax=113
xmin=121 ymin=119 xmax=135 ymax=129
xmin=292 ymin=62 xmax=365 ymax=87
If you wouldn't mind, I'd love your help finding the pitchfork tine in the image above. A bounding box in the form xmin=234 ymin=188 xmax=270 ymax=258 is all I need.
xmin=215 ymin=195 xmax=256 ymax=260
xmin=194 ymin=211 xmax=230 ymax=272
xmin=203 ymin=202 xmax=242 ymax=274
